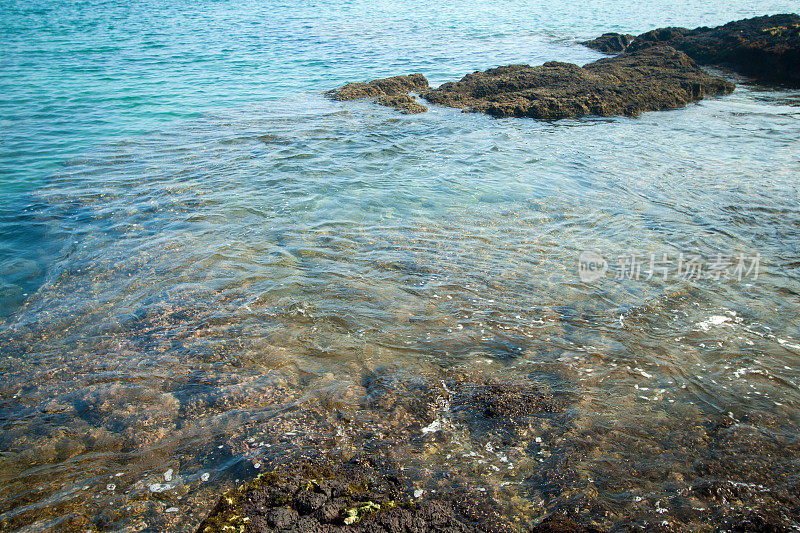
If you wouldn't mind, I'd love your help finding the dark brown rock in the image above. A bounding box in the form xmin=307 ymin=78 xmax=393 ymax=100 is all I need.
xmin=265 ymin=506 xmax=299 ymax=529
xmin=731 ymin=514 xmax=788 ymax=533
xmin=581 ymin=32 xmax=635 ymax=53
xmin=454 ymin=381 xmax=566 ymax=419
xmin=294 ymin=490 xmax=328 ymax=514
xmin=328 ymin=74 xmax=429 ymax=100
xmin=585 ymin=14 xmax=800 ymax=86
xmin=421 ymin=47 xmax=734 ymax=119
xmin=376 ymin=94 xmax=427 ymax=114
xmin=196 ymin=455 xmax=488 ymax=532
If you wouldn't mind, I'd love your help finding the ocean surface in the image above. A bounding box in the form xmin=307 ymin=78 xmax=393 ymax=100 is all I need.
xmin=1 ymin=0 xmax=800 ymax=530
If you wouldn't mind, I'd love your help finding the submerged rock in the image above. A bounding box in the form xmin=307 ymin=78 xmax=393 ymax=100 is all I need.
xmin=454 ymin=381 xmax=567 ymax=419
xmin=580 ymin=33 xmax=634 ymax=54
xmin=421 ymin=47 xmax=733 ymax=119
xmin=197 ymin=454 xmax=492 ymax=532
xmin=197 ymin=451 xmax=608 ymax=533
xmin=584 ymin=14 xmax=800 ymax=86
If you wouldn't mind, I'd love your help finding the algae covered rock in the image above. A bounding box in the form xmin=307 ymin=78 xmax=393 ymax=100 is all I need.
xmin=581 ymin=33 xmax=635 ymax=54
xmin=328 ymin=74 xmax=429 ymax=100
xmin=584 ymin=14 xmax=800 ymax=86
xmin=454 ymin=381 xmax=568 ymax=419
xmin=327 ymin=73 xmax=430 ymax=114
xmin=421 ymin=47 xmax=734 ymax=119
xmin=196 ymin=454 xmax=478 ymax=532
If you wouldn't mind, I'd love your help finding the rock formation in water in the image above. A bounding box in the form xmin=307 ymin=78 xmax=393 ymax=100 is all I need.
xmin=421 ymin=47 xmax=733 ymax=119
xmin=327 ymin=74 xmax=429 ymax=113
xmin=582 ymin=14 xmax=800 ymax=86
xmin=329 ymin=48 xmax=733 ymax=119
xmin=196 ymin=377 xmax=589 ymax=532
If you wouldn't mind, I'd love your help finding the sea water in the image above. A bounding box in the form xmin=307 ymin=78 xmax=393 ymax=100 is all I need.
xmin=1 ymin=0 xmax=799 ymax=530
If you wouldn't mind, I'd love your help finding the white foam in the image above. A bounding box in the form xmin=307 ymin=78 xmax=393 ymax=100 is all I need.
xmin=696 ymin=315 xmax=730 ymax=331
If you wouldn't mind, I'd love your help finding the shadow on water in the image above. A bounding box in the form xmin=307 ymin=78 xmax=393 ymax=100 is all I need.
xmin=0 ymin=198 xmax=71 ymax=318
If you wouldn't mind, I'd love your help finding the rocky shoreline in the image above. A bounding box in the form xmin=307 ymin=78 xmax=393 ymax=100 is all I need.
xmin=328 ymin=74 xmax=430 ymax=114
xmin=328 ymin=14 xmax=798 ymax=119
xmin=329 ymin=47 xmax=734 ymax=119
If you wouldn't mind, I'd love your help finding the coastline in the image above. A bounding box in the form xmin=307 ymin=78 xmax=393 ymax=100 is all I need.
xmin=1 ymin=6 xmax=799 ymax=532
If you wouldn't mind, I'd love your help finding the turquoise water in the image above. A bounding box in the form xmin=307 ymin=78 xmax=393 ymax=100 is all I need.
xmin=1 ymin=0 xmax=800 ymax=531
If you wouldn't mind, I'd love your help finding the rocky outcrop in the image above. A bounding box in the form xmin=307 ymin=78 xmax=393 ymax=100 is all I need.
xmin=581 ymin=32 xmax=634 ymax=53
xmin=583 ymin=14 xmax=800 ymax=86
xmin=327 ymin=74 xmax=429 ymax=113
xmin=420 ymin=47 xmax=733 ymax=119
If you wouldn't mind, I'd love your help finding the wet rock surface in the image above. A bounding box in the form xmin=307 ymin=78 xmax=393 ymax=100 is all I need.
xmin=453 ymin=382 xmax=568 ymax=419
xmin=327 ymin=73 xmax=429 ymax=113
xmin=421 ymin=47 xmax=733 ymax=119
xmin=198 ymin=453 xmax=495 ymax=532
xmin=197 ymin=372 xmax=597 ymax=533
xmin=580 ymin=33 xmax=634 ymax=54
xmin=328 ymin=74 xmax=428 ymax=99
xmin=530 ymin=515 xmax=604 ymax=533
xmin=197 ymin=450 xmax=612 ymax=533
xmin=584 ymin=14 xmax=800 ymax=86
xmin=330 ymin=48 xmax=733 ymax=119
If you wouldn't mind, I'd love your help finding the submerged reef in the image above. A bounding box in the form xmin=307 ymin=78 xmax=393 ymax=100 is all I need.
xmin=198 ymin=454 xmax=476 ymax=533
xmin=328 ymin=47 xmax=733 ymax=119
xmin=197 ymin=374 xmax=598 ymax=533
xmin=198 ymin=368 xmax=800 ymax=532
xmin=197 ymin=453 xmax=606 ymax=533
xmin=582 ymin=14 xmax=800 ymax=86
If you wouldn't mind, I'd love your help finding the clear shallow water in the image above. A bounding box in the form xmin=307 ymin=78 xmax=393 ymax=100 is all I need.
xmin=1 ymin=0 xmax=800 ymax=531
